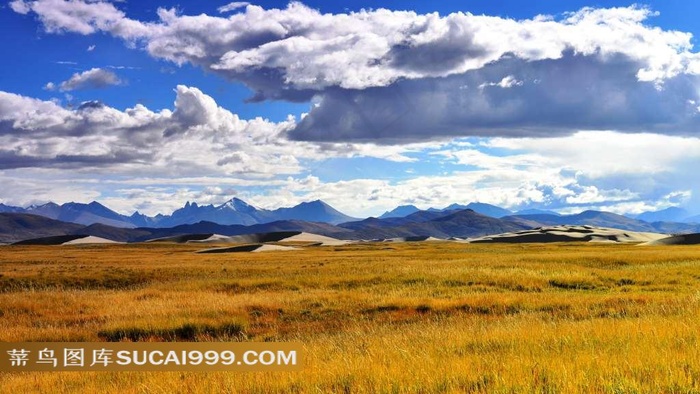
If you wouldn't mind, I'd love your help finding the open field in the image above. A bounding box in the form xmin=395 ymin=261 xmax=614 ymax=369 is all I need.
xmin=2 ymin=242 xmax=700 ymax=392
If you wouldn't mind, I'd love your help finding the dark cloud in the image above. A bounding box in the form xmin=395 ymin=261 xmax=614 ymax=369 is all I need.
xmin=0 ymin=149 xmax=150 ymax=170
xmin=387 ymin=18 xmax=488 ymax=74
xmin=77 ymin=100 xmax=105 ymax=110
xmin=290 ymin=53 xmax=700 ymax=142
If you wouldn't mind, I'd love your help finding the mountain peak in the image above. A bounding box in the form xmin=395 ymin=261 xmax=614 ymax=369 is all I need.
xmin=379 ymin=204 xmax=420 ymax=219
xmin=219 ymin=197 xmax=259 ymax=212
xmin=448 ymin=202 xmax=513 ymax=218
xmin=183 ymin=201 xmax=199 ymax=209
xmin=272 ymin=200 xmax=356 ymax=224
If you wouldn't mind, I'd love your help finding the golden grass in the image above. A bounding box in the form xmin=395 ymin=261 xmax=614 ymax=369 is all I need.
xmin=1 ymin=241 xmax=700 ymax=392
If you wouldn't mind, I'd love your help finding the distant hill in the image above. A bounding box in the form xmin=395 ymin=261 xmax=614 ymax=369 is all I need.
xmin=515 ymin=209 xmax=561 ymax=216
xmin=444 ymin=203 xmax=513 ymax=218
xmin=272 ymin=200 xmax=358 ymax=224
xmin=0 ymin=203 xmax=24 ymax=213
xmin=635 ymin=207 xmax=690 ymax=223
xmin=378 ymin=205 xmax=420 ymax=219
xmin=504 ymin=210 xmax=700 ymax=233
xmin=683 ymin=214 xmax=700 ymax=224
xmin=0 ymin=213 xmax=85 ymax=243
xmin=379 ymin=202 xmax=514 ymax=220
xmin=407 ymin=209 xmax=527 ymax=238
xmin=79 ymin=223 xmax=154 ymax=243
xmin=504 ymin=210 xmax=656 ymax=232
xmin=340 ymin=209 xmax=460 ymax=231
xmin=54 ymin=201 xmax=136 ymax=228
xmin=341 ymin=209 xmax=527 ymax=240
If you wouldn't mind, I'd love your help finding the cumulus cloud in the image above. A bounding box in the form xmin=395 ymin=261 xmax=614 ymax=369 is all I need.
xmin=11 ymin=1 xmax=700 ymax=141
xmin=486 ymin=131 xmax=700 ymax=178
xmin=291 ymin=54 xmax=700 ymax=141
xmin=11 ymin=2 xmax=700 ymax=89
xmin=433 ymin=131 xmax=700 ymax=214
xmin=7 ymin=1 xmax=700 ymax=215
xmin=1 ymin=94 xmax=697 ymax=215
xmin=0 ymin=87 xmax=420 ymax=173
xmin=49 ymin=68 xmax=123 ymax=91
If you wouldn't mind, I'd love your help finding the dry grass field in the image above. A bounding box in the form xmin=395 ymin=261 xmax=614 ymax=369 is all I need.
xmin=1 ymin=241 xmax=700 ymax=393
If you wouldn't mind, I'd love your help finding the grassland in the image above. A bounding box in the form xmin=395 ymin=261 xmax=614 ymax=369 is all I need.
xmin=1 ymin=241 xmax=700 ymax=393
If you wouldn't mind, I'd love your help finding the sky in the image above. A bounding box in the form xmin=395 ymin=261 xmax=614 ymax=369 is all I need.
xmin=1 ymin=0 xmax=700 ymax=218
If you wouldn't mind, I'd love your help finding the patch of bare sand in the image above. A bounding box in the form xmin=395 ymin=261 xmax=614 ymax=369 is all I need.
xmin=189 ymin=231 xmax=347 ymax=246
xmin=186 ymin=234 xmax=233 ymax=243
xmin=196 ymin=243 xmax=299 ymax=253
xmin=252 ymin=244 xmax=300 ymax=252
xmin=279 ymin=232 xmax=348 ymax=245
xmin=466 ymin=225 xmax=668 ymax=244
xmin=63 ymin=236 xmax=121 ymax=245
xmin=641 ymin=233 xmax=700 ymax=245
xmin=383 ymin=236 xmax=443 ymax=243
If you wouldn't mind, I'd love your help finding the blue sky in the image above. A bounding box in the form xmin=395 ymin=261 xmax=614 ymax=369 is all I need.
xmin=1 ymin=0 xmax=700 ymax=217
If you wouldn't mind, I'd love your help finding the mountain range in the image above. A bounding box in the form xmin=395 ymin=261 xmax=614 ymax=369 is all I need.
xmin=1 ymin=199 xmax=699 ymax=244
xmin=0 ymin=208 xmax=526 ymax=243
xmin=2 ymin=203 xmax=700 ymax=245
xmin=0 ymin=198 xmax=357 ymax=229
xmin=378 ymin=202 xmax=564 ymax=219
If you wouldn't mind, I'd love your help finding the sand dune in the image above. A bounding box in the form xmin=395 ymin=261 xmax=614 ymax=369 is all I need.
xmin=196 ymin=243 xmax=299 ymax=254
xmin=146 ymin=233 xmax=216 ymax=243
xmin=642 ymin=233 xmax=700 ymax=245
xmin=382 ymin=236 xmax=443 ymax=243
xmin=192 ymin=231 xmax=344 ymax=253
xmin=275 ymin=232 xmax=348 ymax=245
xmin=253 ymin=244 xmax=300 ymax=252
xmin=187 ymin=231 xmax=347 ymax=246
xmin=12 ymin=234 xmax=120 ymax=245
xmin=466 ymin=225 xmax=668 ymax=244
xmin=62 ymin=236 xmax=121 ymax=245
xmin=185 ymin=234 xmax=234 ymax=243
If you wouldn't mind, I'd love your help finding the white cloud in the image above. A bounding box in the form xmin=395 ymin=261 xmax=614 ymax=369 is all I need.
xmin=13 ymin=2 xmax=700 ymax=91
xmin=478 ymin=75 xmax=524 ymax=90
xmin=14 ymin=0 xmax=135 ymax=35
xmin=0 ymin=87 xmax=423 ymax=176
xmin=13 ymin=2 xmax=700 ymax=141
xmin=54 ymin=68 xmax=122 ymax=91
xmin=0 ymin=123 xmax=697 ymax=216
xmin=486 ymin=131 xmax=700 ymax=178
xmin=6 ymin=2 xmax=700 ymax=215
xmin=9 ymin=0 xmax=30 ymax=14
xmin=218 ymin=2 xmax=250 ymax=13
